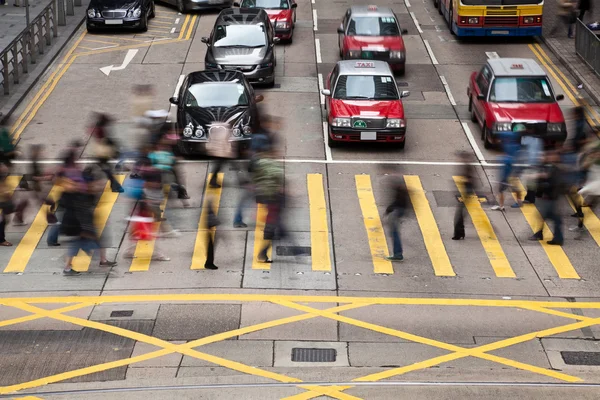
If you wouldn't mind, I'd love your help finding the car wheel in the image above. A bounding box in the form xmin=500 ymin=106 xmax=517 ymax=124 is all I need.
xmin=483 ymin=126 xmax=493 ymax=149
xmin=139 ymin=13 xmax=148 ymax=32
xmin=449 ymin=7 xmax=456 ymax=35
xmin=177 ymin=0 xmax=186 ymax=13
xmin=395 ymin=65 xmax=405 ymax=76
xmin=149 ymin=2 xmax=155 ymax=18
xmin=469 ymin=98 xmax=477 ymax=122
xmin=266 ymin=76 xmax=275 ymax=88
xmin=395 ymin=140 xmax=406 ymax=149
xmin=433 ymin=0 xmax=438 ymax=7
xmin=327 ymin=131 xmax=339 ymax=148
xmin=438 ymin=0 xmax=443 ymax=14
xmin=86 ymin=24 xmax=96 ymax=33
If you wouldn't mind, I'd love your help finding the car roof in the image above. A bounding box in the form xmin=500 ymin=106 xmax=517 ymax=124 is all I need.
xmin=337 ymin=60 xmax=393 ymax=76
xmin=188 ymin=70 xmax=247 ymax=84
xmin=349 ymin=5 xmax=395 ymax=18
xmin=217 ymin=7 xmax=269 ymax=25
xmin=487 ymin=58 xmax=546 ymax=77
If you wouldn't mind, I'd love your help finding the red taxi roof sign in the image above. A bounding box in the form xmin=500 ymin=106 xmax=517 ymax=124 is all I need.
xmin=355 ymin=61 xmax=375 ymax=68
xmin=511 ymin=64 xmax=524 ymax=69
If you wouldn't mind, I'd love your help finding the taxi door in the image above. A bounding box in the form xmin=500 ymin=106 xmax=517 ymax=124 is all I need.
xmin=471 ymin=65 xmax=492 ymax=129
xmin=338 ymin=9 xmax=351 ymax=56
xmin=325 ymin=64 xmax=339 ymax=111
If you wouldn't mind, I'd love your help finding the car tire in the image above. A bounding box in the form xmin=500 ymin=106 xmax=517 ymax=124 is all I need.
xmin=86 ymin=24 xmax=96 ymax=33
xmin=483 ymin=126 xmax=493 ymax=149
xmin=266 ymin=77 xmax=275 ymax=88
xmin=327 ymin=131 xmax=339 ymax=148
xmin=395 ymin=140 xmax=406 ymax=149
xmin=176 ymin=140 xmax=191 ymax=157
xmin=433 ymin=0 xmax=438 ymax=7
xmin=395 ymin=65 xmax=405 ymax=76
xmin=149 ymin=2 xmax=155 ymax=18
xmin=438 ymin=0 xmax=443 ymax=14
xmin=469 ymin=98 xmax=477 ymax=122
xmin=177 ymin=0 xmax=186 ymax=13
xmin=139 ymin=13 xmax=148 ymax=32
xmin=449 ymin=6 xmax=456 ymax=35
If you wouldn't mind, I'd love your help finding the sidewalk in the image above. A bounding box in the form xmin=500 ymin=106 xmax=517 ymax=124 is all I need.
xmin=0 ymin=0 xmax=54 ymax=53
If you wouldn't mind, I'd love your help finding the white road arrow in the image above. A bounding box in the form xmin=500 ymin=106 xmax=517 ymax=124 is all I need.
xmin=100 ymin=49 xmax=139 ymax=76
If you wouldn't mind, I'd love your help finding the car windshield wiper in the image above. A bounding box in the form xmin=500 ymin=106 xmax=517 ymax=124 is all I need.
xmin=344 ymin=96 xmax=372 ymax=100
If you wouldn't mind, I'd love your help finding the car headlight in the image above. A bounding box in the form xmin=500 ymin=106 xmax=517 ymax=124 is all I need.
xmin=183 ymin=123 xmax=193 ymax=138
xmin=523 ymin=16 xmax=534 ymax=24
xmin=332 ymin=118 xmax=351 ymax=127
xmin=195 ymin=126 xmax=205 ymax=137
xmin=468 ymin=17 xmax=479 ymax=24
xmin=547 ymin=123 xmax=564 ymax=132
xmin=276 ymin=21 xmax=290 ymax=29
xmin=386 ymin=119 xmax=405 ymax=128
xmin=243 ymin=125 xmax=252 ymax=135
xmin=127 ymin=8 xmax=141 ymax=18
xmin=87 ymin=9 xmax=97 ymax=18
xmin=389 ymin=51 xmax=404 ymax=60
xmin=232 ymin=128 xmax=242 ymax=137
xmin=494 ymin=122 xmax=512 ymax=132
xmin=347 ymin=50 xmax=361 ymax=58
xmin=259 ymin=62 xmax=273 ymax=69
xmin=205 ymin=62 xmax=219 ymax=69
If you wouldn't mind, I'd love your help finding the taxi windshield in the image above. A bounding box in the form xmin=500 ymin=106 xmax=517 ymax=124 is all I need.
xmin=213 ymin=24 xmax=267 ymax=48
xmin=334 ymin=75 xmax=399 ymax=100
xmin=347 ymin=16 xmax=400 ymax=36
xmin=489 ymin=77 xmax=554 ymax=103
xmin=184 ymin=83 xmax=249 ymax=108
xmin=240 ymin=0 xmax=290 ymax=9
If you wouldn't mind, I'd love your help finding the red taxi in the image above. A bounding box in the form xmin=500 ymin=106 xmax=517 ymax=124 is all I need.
xmin=337 ymin=5 xmax=408 ymax=75
xmin=234 ymin=0 xmax=297 ymax=42
xmin=467 ymin=57 xmax=566 ymax=149
xmin=321 ymin=60 xmax=410 ymax=148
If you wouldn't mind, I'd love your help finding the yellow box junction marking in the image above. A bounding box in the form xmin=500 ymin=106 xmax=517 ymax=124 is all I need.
xmin=129 ymin=186 xmax=170 ymax=272
xmin=512 ymin=180 xmax=579 ymax=279
xmin=405 ymin=175 xmax=455 ymax=276
xmin=566 ymin=195 xmax=600 ymax=247
xmin=71 ymin=176 xmax=125 ymax=272
xmin=252 ymin=203 xmax=271 ymax=269
xmin=4 ymin=186 xmax=63 ymax=273
xmin=307 ymin=174 xmax=331 ymax=271
xmin=190 ymin=173 xmax=224 ymax=270
xmin=355 ymin=175 xmax=393 ymax=274
xmin=453 ymin=176 xmax=515 ymax=278
xmin=3 ymin=175 xmax=22 ymax=196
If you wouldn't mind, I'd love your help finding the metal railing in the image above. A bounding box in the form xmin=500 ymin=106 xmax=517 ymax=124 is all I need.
xmin=0 ymin=0 xmax=82 ymax=96
xmin=575 ymin=18 xmax=600 ymax=77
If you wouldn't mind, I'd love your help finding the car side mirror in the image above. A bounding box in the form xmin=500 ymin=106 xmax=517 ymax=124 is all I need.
xmin=273 ymin=37 xmax=280 ymax=43
xmin=233 ymin=1 xmax=240 ymax=5
xmin=255 ymin=95 xmax=264 ymax=103
xmin=321 ymin=89 xmax=331 ymax=96
xmin=556 ymin=94 xmax=564 ymax=101
xmin=169 ymin=97 xmax=178 ymax=105
xmin=201 ymin=37 xmax=209 ymax=44
xmin=291 ymin=3 xmax=297 ymax=8
xmin=400 ymin=91 xmax=410 ymax=98
xmin=337 ymin=25 xmax=344 ymax=34
xmin=477 ymin=94 xmax=485 ymax=100
xmin=402 ymin=29 xmax=408 ymax=34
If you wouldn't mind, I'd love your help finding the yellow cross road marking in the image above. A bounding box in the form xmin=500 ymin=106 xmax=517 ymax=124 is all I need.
xmin=512 ymin=180 xmax=579 ymax=279
xmin=4 ymin=186 xmax=63 ymax=273
xmin=4 ymin=175 xmax=22 ymax=195
xmin=453 ymin=176 xmax=515 ymax=278
xmin=307 ymin=174 xmax=331 ymax=271
xmin=0 ymin=302 xmax=91 ymax=329
xmin=405 ymin=175 xmax=455 ymax=276
xmin=252 ymin=203 xmax=271 ymax=269
xmin=71 ymin=176 xmax=125 ymax=272
xmin=355 ymin=175 xmax=393 ymax=274
xmin=566 ymin=195 xmax=600 ymax=247
xmin=190 ymin=173 xmax=223 ymax=269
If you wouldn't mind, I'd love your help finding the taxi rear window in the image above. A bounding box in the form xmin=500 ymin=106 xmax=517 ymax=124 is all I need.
xmin=347 ymin=16 xmax=400 ymax=36
xmin=334 ymin=75 xmax=399 ymax=100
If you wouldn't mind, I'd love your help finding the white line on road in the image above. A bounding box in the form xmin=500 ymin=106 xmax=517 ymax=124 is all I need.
xmin=173 ymin=74 xmax=185 ymax=98
xmin=312 ymin=0 xmax=314 ymax=3
xmin=405 ymin=0 xmax=411 ymax=7
xmin=486 ymin=51 xmax=499 ymax=59
xmin=315 ymin=38 xmax=322 ymax=63
xmin=144 ymin=38 xmax=171 ymax=43
xmin=318 ymin=73 xmax=324 ymax=105
xmin=461 ymin=122 xmax=486 ymax=164
xmin=423 ymin=39 xmax=438 ymax=65
xmin=410 ymin=12 xmax=423 ymax=33
xmin=90 ymin=45 xmax=118 ymax=50
xmin=313 ymin=9 xmax=318 ymax=30
xmin=323 ymin=122 xmax=333 ymax=162
xmin=175 ymin=18 xmax=180 ymax=24
xmin=439 ymin=76 xmax=456 ymax=106
xmin=170 ymin=27 xmax=176 ymax=34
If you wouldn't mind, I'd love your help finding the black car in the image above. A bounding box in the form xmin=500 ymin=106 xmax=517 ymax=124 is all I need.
xmin=202 ymin=8 xmax=278 ymax=87
xmin=87 ymin=0 xmax=155 ymax=32
xmin=169 ymin=70 xmax=263 ymax=156
xmin=161 ymin=0 xmax=232 ymax=14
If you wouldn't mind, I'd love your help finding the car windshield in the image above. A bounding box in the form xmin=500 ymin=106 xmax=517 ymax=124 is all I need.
xmin=184 ymin=82 xmax=249 ymax=107
xmin=240 ymin=0 xmax=290 ymax=9
xmin=489 ymin=77 xmax=554 ymax=103
xmin=334 ymin=75 xmax=399 ymax=100
xmin=347 ymin=16 xmax=400 ymax=36
xmin=213 ymin=24 xmax=267 ymax=48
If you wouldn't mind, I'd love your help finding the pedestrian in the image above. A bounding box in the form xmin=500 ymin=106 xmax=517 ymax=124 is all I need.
xmin=578 ymin=0 xmax=591 ymax=22
xmin=90 ymin=113 xmax=124 ymax=193
xmin=491 ymin=125 xmax=521 ymax=211
xmin=140 ymin=157 xmax=179 ymax=238
xmin=453 ymin=151 xmax=477 ymax=240
xmin=153 ymin=129 xmax=190 ymax=201
xmin=520 ymin=129 xmax=544 ymax=205
xmin=550 ymin=0 xmax=578 ymax=38
xmin=203 ymin=200 xmax=219 ymax=270
xmin=122 ymin=200 xmax=170 ymax=261
xmin=0 ymin=169 xmax=15 ymax=247
xmin=570 ymin=144 xmax=600 ymax=236
xmin=382 ymin=166 xmax=408 ymax=261
xmin=205 ymin=123 xmax=237 ymax=188
xmin=0 ymin=118 xmax=18 ymax=171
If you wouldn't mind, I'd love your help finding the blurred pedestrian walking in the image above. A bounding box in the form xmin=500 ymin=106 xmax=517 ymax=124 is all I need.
xmin=571 ymin=143 xmax=600 ymax=236
xmin=90 ymin=113 xmax=124 ymax=193
xmin=550 ymin=0 xmax=578 ymax=38
xmin=578 ymin=0 xmax=591 ymax=22
xmin=382 ymin=166 xmax=408 ymax=261
xmin=0 ymin=168 xmax=15 ymax=247
xmin=203 ymin=200 xmax=220 ymax=270
xmin=491 ymin=124 xmax=521 ymax=211
xmin=206 ymin=123 xmax=237 ymax=188
xmin=0 ymin=118 xmax=18 ymax=171
xmin=453 ymin=151 xmax=477 ymax=240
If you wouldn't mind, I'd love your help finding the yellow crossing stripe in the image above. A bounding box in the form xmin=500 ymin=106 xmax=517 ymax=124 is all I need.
xmin=453 ymin=176 xmax=515 ymax=278
xmin=307 ymin=174 xmax=331 ymax=271
xmin=190 ymin=173 xmax=224 ymax=269
xmin=355 ymin=175 xmax=393 ymax=274
xmin=4 ymin=186 xmax=62 ymax=273
xmin=405 ymin=175 xmax=455 ymax=276
xmin=252 ymin=204 xmax=271 ymax=269
xmin=512 ymin=180 xmax=579 ymax=279
xmin=72 ymin=176 xmax=125 ymax=272
xmin=566 ymin=195 xmax=600 ymax=247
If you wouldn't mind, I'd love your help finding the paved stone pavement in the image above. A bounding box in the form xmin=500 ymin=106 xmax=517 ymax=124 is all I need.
xmin=0 ymin=0 xmax=54 ymax=52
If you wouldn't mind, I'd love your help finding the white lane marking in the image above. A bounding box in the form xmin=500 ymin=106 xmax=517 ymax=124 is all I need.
xmin=312 ymin=0 xmax=314 ymax=3
xmin=99 ymin=49 xmax=138 ymax=76
xmin=461 ymin=122 xmax=486 ymax=164
xmin=175 ymin=18 xmax=180 ymax=24
xmin=313 ymin=9 xmax=318 ymax=31
xmin=405 ymin=0 xmax=411 ymax=7
xmin=173 ymin=74 xmax=185 ymax=97
xmin=318 ymin=73 xmax=324 ymax=105
xmin=323 ymin=122 xmax=333 ymax=162
xmin=90 ymin=45 xmax=118 ymax=50
xmin=315 ymin=38 xmax=322 ymax=63
xmin=144 ymin=38 xmax=171 ymax=43
xmin=170 ymin=27 xmax=176 ymax=34
xmin=439 ymin=76 xmax=456 ymax=106
xmin=410 ymin=12 xmax=423 ymax=33
xmin=486 ymin=51 xmax=499 ymax=59
xmin=423 ymin=39 xmax=438 ymax=65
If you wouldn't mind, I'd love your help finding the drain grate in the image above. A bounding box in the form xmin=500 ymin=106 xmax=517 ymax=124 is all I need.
xmin=561 ymin=351 xmax=600 ymax=365
xmin=110 ymin=310 xmax=134 ymax=318
xmin=276 ymin=246 xmax=311 ymax=256
xmin=291 ymin=348 xmax=336 ymax=363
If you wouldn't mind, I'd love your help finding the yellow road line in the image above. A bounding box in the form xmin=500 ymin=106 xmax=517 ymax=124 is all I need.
xmin=178 ymin=14 xmax=190 ymax=40
xmin=252 ymin=203 xmax=271 ymax=269
xmin=185 ymin=15 xmax=197 ymax=40
xmin=355 ymin=175 xmax=393 ymax=274
xmin=71 ymin=176 xmax=125 ymax=272
xmin=453 ymin=176 xmax=515 ymax=278
xmin=129 ymin=187 xmax=169 ymax=272
xmin=190 ymin=173 xmax=223 ymax=269
xmin=405 ymin=175 xmax=455 ymax=276
xmin=4 ymin=175 xmax=22 ymax=193
xmin=512 ymin=180 xmax=579 ymax=279
xmin=307 ymin=174 xmax=331 ymax=271
xmin=91 ymin=34 xmax=147 ymax=42
xmin=145 ymin=30 xmax=173 ymax=34
xmin=566 ymin=195 xmax=600 ymax=247
xmin=0 ymin=303 xmax=91 ymax=329
xmin=149 ymin=20 xmax=175 ymax=26
xmin=4 ymin=186 xmax=62 ymax=273
xmin=82 ymin=38 xmax=121 ymax=45
xmin=520 ymin=305 xmax=593 ymax=321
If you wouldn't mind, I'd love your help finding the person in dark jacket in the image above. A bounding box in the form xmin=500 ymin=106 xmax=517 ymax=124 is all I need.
xmin=453 ymin=152 xmax=477 ymax=240
xmin=579 ymin=0 xmax=591 ymax=22
xmin=382 ymin=166 xmax=409 ymax=261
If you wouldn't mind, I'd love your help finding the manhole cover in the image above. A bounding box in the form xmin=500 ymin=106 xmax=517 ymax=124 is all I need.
xmin=561 ymin=351 xmax=600 ymax=365
xmin=110 ymin=310 xmax=134 ymax=318
xmin=276 ymin=246 xmax=311 ymax=256
xmin=291 ymin=348 xmax=336 ymax=362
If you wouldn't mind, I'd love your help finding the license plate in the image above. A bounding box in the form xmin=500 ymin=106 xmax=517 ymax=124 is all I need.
xmin=105 ymin=19 xmax=123 ymax=25
xmin=362 ymin=51 xmax=373 ymax=59
xmin=491 ymin=30 xmax=509 ymax=35
xmin=360 ymin=131 xmax=377 ymax=140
